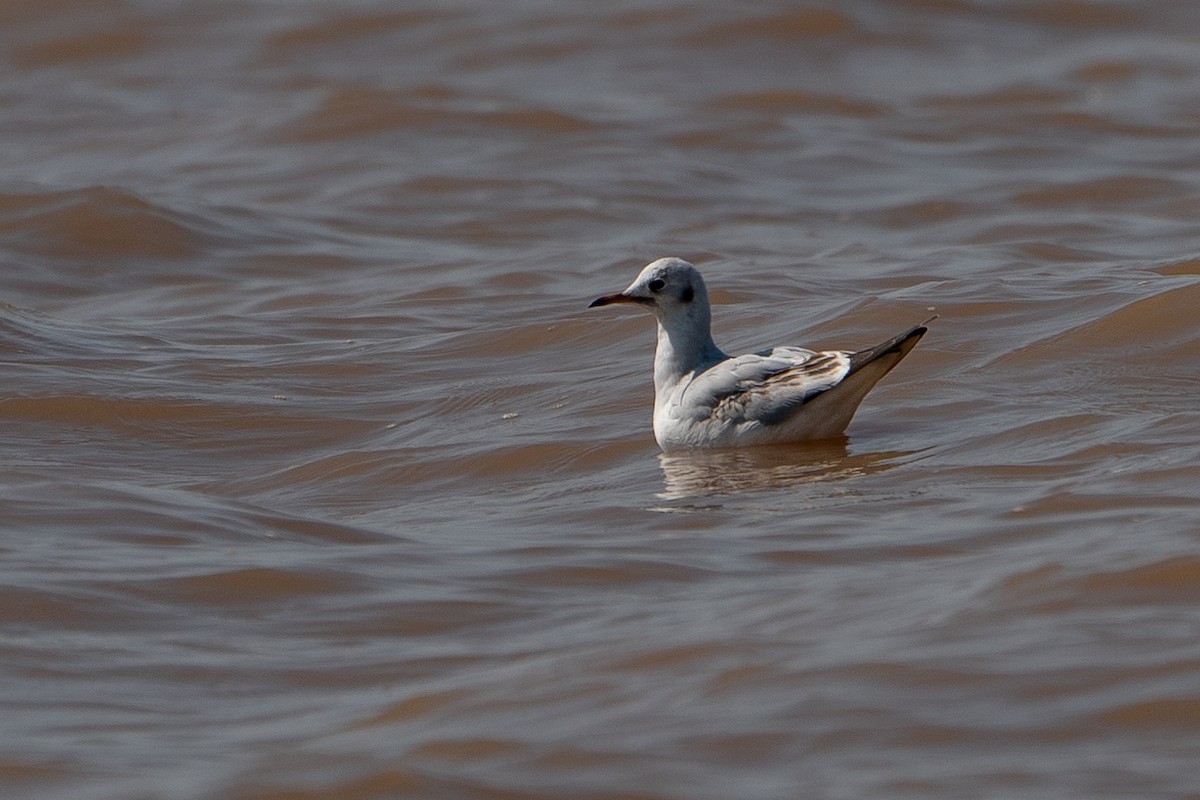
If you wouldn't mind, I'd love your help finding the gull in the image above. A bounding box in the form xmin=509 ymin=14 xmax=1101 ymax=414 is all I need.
xmin=589 ymin=257 xmax=931 ymax=451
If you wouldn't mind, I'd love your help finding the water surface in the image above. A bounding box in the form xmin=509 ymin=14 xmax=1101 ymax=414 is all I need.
xmin=2 ymin=2 xmax=1200 ymax=798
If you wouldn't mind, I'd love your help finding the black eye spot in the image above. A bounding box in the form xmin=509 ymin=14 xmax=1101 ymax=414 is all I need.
xmin=680 ymin=285 xmax=694 ymax=303
xmin=648 ymin=278 xmax=665 ymax=293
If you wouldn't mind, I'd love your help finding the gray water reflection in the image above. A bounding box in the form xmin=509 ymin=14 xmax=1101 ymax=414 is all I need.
xmin=656 ymin=439 xmax=912 ymax=500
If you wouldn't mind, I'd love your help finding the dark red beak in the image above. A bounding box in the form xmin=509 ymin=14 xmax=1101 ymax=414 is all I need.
xmin=588 ymin=292 xmax=650 ymax=308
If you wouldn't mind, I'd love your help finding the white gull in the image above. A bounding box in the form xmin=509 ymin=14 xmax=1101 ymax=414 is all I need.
xmin=589 ymin=257 xmax=931 ymax=451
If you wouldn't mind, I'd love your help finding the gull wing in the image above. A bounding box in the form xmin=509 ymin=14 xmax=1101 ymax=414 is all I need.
xmin=683 ymin=347 xmax=852 ymax=427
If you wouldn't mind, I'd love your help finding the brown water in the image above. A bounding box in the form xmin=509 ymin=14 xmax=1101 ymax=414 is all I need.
xmin=3 ymin=2 xmax=1200 ymax=798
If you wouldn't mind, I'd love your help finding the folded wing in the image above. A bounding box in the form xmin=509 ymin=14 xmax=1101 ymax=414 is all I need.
xmin=681 ymin=321 xmax=930 ymax=438
xmin=683 ymin=347 xmax=852 ymax=427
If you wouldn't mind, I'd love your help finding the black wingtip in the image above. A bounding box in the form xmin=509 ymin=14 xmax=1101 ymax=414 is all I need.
xmin=847 ymin=320 xmax=932 ymax=374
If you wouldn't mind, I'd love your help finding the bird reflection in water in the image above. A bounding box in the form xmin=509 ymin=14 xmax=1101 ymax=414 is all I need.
xmin=655 ymin=438 xmax=911 ymax=501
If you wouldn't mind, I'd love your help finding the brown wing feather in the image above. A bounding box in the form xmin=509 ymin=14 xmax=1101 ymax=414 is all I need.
xmin=712 ymin=352 xmax=848 ymax=425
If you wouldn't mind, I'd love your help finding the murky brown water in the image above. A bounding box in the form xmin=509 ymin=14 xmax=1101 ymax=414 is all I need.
xmin=3 ymin=2 xmax=1200 ymax=798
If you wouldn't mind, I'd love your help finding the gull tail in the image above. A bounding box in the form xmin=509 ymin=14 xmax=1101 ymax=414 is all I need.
xmin=847 ymin=316 xmax=935 ymax=376
xmin=790 ymin=317 xmax=934 ymax=440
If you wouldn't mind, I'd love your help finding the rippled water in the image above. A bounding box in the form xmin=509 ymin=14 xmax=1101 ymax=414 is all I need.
xmin=3 ymin=2 xmax=1200 ymax=798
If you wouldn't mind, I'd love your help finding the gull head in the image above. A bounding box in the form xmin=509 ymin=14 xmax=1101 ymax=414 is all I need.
xmin=588 ymin=257 xmax=709 ymax=321
xmin=588 ymin=258 xmax=723 ymax=377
